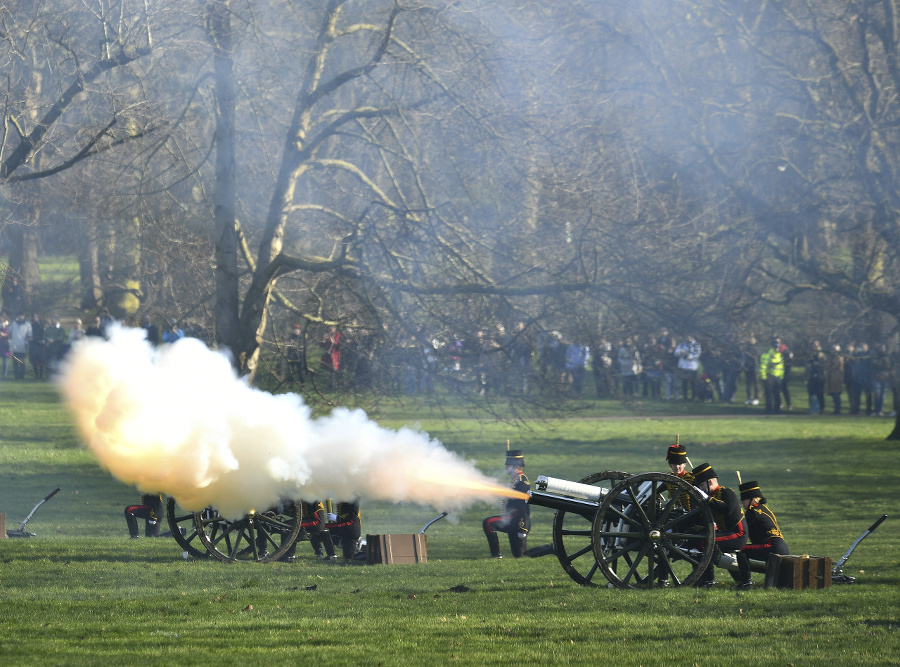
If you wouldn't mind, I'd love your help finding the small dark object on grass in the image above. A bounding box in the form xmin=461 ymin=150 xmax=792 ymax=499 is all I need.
xmin=305 ymin=584 xmax=318 ymax=591
xmin=449 ymin=584 xmax=471 ymax=593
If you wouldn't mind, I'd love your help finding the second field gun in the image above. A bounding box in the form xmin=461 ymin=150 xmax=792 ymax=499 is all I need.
xmin=528 ymin=471 xmax=766 ymax=589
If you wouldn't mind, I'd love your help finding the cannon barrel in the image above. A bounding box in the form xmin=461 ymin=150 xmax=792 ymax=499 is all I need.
xmin=528 ymin=490 xmax=599 ymax=520
xmin=717 ymin=551 xmax=767 ymax=574
xmin=527 ymin=475 xmax=615 ymax=521
xmin=534 ymin=475 xmax=610 ymax=501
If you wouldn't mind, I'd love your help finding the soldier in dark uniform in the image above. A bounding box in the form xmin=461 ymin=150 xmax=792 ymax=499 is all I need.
xmin=325 ymin=499 xmax=362 ymax=560
xmin=275 ymin=499 xmax=337 ymax=562
xmin=276 ymin=500 xmax=337 ymax=562
xmin=664 ymin=441 xmax=695 ymax=511
xmin=658 ymin=441 xmax=696 ymax=585
xmin=691 ymin=463 xmax=750 ymax=587
xmin=124 ymin=493 xmax=164 ymax=538
xmin=482 ymin=449 xmax=530 ymax=558
xmin=304 ymin=500 xmax=337 ymax=560
xmin=738 ymin=480 xmax=789 ymax=579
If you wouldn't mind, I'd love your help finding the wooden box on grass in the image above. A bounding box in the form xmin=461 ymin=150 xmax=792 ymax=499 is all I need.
xmin=764 ymin=554 xmax=832 ymax=589
xmin=366 ymin=534 xmax=427 ymax=564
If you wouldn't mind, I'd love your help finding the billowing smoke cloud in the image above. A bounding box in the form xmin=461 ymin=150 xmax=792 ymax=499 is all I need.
xmin=56 ymin=326 xmax=516 ymax=519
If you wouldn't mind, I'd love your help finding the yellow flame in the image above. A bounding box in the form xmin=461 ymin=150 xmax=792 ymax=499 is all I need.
xmin=419 ymin=475 xmax=529 ymax=500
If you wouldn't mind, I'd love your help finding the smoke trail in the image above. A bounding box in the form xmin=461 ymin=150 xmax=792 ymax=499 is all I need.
xmin=56 ymin=326 xmax=514 ymax=519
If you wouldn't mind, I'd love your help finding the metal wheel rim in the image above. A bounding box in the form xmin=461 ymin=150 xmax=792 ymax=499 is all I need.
xmin=551 ymin=471 xmax=631 ymax=586
xmin=591 ymin=472 xmax=715 ymax=589
xmin=195 ymin=500 xmax=302 ymax=563
xmin=165 ymin=497 xmax=209 ymax=559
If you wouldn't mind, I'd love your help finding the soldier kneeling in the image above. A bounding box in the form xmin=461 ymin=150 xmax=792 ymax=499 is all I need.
xmin=482 ymin=449 xmax=530 ymax=559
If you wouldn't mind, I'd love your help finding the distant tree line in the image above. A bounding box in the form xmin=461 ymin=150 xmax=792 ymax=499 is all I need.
xmin=1 ymin=1 xmax=898 ymax=436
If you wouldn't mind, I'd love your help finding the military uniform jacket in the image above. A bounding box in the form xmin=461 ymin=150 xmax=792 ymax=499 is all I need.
xmin=666 ymin=470 xmax=695 ymax=511
xmin=140 ymin=494 xmax=163 ymax=522
xmin=300 ymin=500 xmax=326 ymax=529
xmin=707 ymin=486 xmax=744 ymax=534
xmin=745 ymin=502 xmax=784 ymax=545
xmin=503 ymin=473 xmax=531 ymax=534
xmin=330 ymin=501 xmax=361 ymax=528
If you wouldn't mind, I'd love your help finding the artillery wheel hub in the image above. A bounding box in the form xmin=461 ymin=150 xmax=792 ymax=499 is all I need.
xmin=649 ymin=529 xmax=661 ymax=542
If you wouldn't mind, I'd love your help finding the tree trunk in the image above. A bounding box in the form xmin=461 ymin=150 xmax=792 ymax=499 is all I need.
xmin=208 ymin=0 xmax=240 ymax=357
xmin=888 ymin=404 xmax=900 ymax=441
xmin=6 ymin=225 xmax=42 ymax=303
xmin=78 ymin=220 xmax=102 ymax=310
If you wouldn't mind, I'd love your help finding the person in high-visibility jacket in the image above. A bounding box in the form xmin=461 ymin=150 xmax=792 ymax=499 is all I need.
xmin=759 ymin=337 xmax=785 ymax=414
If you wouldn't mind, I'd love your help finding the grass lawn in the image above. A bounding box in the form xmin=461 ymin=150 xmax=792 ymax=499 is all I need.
xmin=0 ymin=379 xmax=898 ymax=666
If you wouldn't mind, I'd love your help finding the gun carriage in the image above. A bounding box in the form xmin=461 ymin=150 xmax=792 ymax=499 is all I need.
xmin=161 ymin=470 xmax=723 ymax=572
xmin=166 ymin=498 xmax=303 ymax=563
xmin=530 ymin=471 xmax=730 ymax=588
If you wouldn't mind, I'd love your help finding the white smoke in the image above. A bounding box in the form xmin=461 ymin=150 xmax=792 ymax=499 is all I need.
xmin=56 ymin=325 xmax=513 ymax=519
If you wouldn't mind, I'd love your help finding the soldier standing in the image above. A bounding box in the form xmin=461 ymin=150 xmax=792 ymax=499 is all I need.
xmin=482 ymin=449 xmax=530 ymax=558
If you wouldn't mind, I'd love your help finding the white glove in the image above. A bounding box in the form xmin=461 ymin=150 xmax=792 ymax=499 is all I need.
xmin=517 ymin=531 xmax=527 ymax=540
xmin=326 ymin=513 xmax=337 ymax=522
xmin=693 ymin=486 xmax=709 ymax=500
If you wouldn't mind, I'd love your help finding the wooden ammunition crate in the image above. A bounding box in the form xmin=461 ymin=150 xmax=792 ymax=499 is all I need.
xmin=764 ymin=554 xmax=832 ymax=589
xmin=366 ymin=534 xmax=427 ymax=564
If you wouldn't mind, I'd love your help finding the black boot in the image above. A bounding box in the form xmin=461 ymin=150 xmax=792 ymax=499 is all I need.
xmin=694 ymin=564 xmax=716 ymax=588
xmin=485 ymin=531 xmax=501 ymax=558
xmin=736 ymin=552 xmax=753 ymax=588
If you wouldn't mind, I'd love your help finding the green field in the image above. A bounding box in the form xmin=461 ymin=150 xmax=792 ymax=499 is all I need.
xmin=0 ymin=380 xmax=898 ymax=666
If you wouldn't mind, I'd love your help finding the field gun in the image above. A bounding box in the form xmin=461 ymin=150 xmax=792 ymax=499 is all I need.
xmin=527 ymin=471 xmax=721 ymax=588
xmin=164 ymin=499 xmax=303 ymax=562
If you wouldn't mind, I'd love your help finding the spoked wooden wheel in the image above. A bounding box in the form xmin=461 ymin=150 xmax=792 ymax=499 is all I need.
xmin=195 ymin=500 xmax=302 ymax=563
xmin=165 ymin=497 xmax=209 ymax=559
xmin=591 ymin=472 xmax=715 ymax=589
xmin=552 ymin=471 xmax=631 ymax=586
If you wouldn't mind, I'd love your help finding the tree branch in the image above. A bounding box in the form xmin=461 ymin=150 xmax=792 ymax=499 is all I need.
xmin=0 ymin=45 xmax=151 ymax=180
xmin=8 ymin=120 xmax=160 ymax=183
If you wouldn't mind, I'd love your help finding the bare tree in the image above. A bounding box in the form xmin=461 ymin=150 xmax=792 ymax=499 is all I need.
xmin=0 ymin=0 xmax=162 ymax=308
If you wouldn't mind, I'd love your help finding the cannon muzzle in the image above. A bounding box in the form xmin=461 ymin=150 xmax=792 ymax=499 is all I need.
xmin=534 ymin=475 xmax=609 ymax=502
xmin=528 ymin=475 xmax=613 ymax=521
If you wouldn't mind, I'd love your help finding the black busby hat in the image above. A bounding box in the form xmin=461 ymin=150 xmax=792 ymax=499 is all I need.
xmin=739 ymin=481 xmax=767 ymax=504
xmin=666 ymin=444 xmax=688 ymax=464
xmin=505 ymin=449 xmax=525 ymax=468
xmin=691 ymin=462 xmax=717 ymax=484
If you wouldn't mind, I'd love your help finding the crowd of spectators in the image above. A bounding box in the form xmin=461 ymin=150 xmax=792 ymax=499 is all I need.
xmin=281 ymin=322 xmax=900 ymax=418
xmin=0 ymin=305 xmax=200 ymax=381
xmin=3 ymin=264 xmax=898 ymax=420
